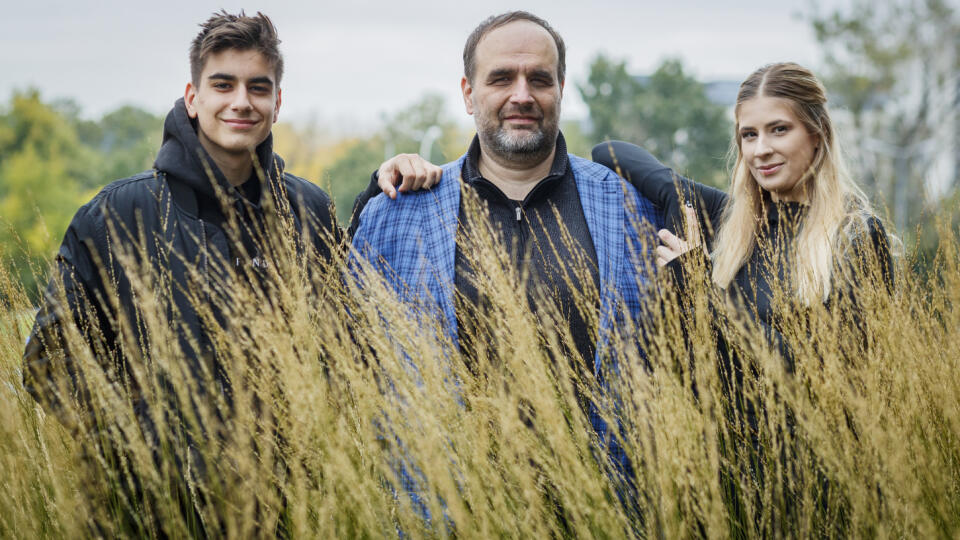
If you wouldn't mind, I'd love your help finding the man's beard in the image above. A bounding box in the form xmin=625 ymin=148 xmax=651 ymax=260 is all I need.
xmin=477 ymin=103 xmax=559 ymax=166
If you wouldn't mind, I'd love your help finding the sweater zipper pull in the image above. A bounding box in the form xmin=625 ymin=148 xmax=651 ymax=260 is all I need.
xmin=515 ymin=206 xmax=522 ymax=223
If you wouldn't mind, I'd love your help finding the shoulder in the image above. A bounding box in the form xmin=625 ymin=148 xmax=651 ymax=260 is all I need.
xmin=354 ymin=156 xmax=465 ymax=237
xmin=91 ymin=170 xmax=163 ymax=205
xmin=53 ymin=171 xmax=162 ymax=259
xmin=839 ymin=211 xmax=896 ymax=288
xmin=843 ymin=210 xmax=888 ymax=244
xmin=864 ymin=215 xmax=887 ymax=239
xmin=862 ymin=215 xmax=893 ymax=259
xmin=843 ymin=211 xmax=895 ymax=262
xmin=569 ymin=153 xmax=642 ymax=199
xmin=73 ymin=170 xmax=163 ymax=225
xmin=281 ymin=172 xmax=332 ymax=207
xmin=570 ymin=154 xmax=658 ymax=221
xmin=280 ymin=172 xmax=335 ymax=224
xmin=569 ymin=154 xmax=623 ymax=182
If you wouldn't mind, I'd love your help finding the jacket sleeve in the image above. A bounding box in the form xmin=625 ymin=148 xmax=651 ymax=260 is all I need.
xmin=865 ymin=216 xmax=895 ymax=291
xmin=829 ymin=216 xmax=896 ymax=340
xmin=22 ymin=203 xmax=115 ymax=435
xmin=592 ymin=141 xmax=728 ymax=248
xmin=348 ymin=170 xmax=382 ymax=240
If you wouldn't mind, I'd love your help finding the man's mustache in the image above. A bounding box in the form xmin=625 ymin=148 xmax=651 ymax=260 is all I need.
xmin=499 ymin=104 xmax=543 ymax=120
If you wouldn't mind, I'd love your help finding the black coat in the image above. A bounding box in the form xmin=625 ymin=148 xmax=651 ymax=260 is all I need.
xmin=22 ymin=98 xmax=338 ymax=434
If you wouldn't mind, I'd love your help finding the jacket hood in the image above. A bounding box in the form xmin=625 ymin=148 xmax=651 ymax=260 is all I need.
xmin=153 ymin=98 xmax=283 ymax=202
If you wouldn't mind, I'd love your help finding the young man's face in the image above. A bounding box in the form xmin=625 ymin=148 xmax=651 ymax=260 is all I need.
xmin=185 ymin=48 xmax=281 ymax=162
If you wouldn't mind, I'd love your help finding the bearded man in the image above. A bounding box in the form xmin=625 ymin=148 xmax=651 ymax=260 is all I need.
xmin=350 ymin=11 xmax=662 ymax=505
xmin=353 ymin=10 xmax=660 ymax=368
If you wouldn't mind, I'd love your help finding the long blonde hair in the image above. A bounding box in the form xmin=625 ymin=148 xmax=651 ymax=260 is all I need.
xmin=711 ymin=63 xmax=874 ymax=304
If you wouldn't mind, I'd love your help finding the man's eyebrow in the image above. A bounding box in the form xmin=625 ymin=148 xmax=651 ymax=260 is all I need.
xmin=206 ymin=73 xmax=275 ymax=87
xmin=247 ymin=76 xmax=275 ymax=87
xmin=529 ymin=68 xmax=554 ymax=80
xmin=487 ymin=67 xmax=516 ymax=79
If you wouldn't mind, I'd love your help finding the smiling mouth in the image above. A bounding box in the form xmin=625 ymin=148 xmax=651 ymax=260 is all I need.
xmin=502 ymin=116 xmax=541 ymax=128
xmin=757 ymin=163 xmax=784 ymax=176
xmin=222 ymin=118 xmax=259 ymax=129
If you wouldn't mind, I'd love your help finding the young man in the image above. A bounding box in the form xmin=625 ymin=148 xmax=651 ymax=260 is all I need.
xmin=22 ymin=11 xmax=336 ymax=534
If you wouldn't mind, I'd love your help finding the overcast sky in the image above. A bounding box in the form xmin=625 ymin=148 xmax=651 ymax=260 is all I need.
xmin=2 ymin=0 xmax=844 ymax=132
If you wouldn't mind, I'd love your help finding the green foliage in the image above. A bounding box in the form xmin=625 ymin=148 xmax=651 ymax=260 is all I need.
xmin=0 ymin=91 xmax=88 ymax=297
xmin=381 ymin=93 xmax=460 ymax=164
xmin=558 ymin=119 xmax=592 ymax=158
xmin=0 ymin=90 xmax=162 ymax=300
xmin=579 ymin=56 xmax=731 ymax=187
xmin=75 ymin=105 xmax=162 ymax=189
xmin=325 ymin=93 xmax=466 ymax=224
xmin=325 ymin=136 xmax=386 ymax=224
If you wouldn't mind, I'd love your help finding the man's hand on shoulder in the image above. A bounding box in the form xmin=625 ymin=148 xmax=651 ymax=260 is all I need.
xmin=378 ymin=153 xmax=443 ymax=199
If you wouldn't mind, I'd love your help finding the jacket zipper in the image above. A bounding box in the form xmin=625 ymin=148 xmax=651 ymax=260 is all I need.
xmin=515 ymin=203 xmax=525 ymax=266
xmin=199 ymin=219 xmax=207 ymax=277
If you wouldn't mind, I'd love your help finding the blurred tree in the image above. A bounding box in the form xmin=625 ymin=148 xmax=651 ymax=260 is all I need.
xmin=381 ymin=92 xmax=463 ymax=165
xmin=559 ymin=119 xmax=592 ymax=159
xmin=0 ymin=90 xmax=88 ymax=298
xmin=0 ymin=92 xmax=162 ymax=300
xmin=579 ymin=56 xmax=731 ymax=187
xmin=324 ymin=136 xmax=387 ymax=224
xmin=77 ymin=105 xmax=162 ymax=188
xmin=323 ymin=93 xmax=467 ymax=224
xmin=809 ymin=0 xmax=959 ymax=234
xmin=272 ymin=121 xmax=331 ymax=187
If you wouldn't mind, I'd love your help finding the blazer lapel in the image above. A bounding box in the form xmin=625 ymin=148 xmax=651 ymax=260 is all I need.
xmin=422 ymin=157 xmax=464 ymax=343
xmin=575 ymin=168 xmax=624 ymax=373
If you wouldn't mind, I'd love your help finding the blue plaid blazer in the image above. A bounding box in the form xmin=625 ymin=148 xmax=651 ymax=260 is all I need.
xmin=352 ymin=153 xmax=661 ymax=374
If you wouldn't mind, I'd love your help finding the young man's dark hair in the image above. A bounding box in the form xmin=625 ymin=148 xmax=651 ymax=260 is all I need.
xmin=189 ymin=10 xmax=284 ymax=85
xmin=462 ymin=10 xmax=566 ymax=84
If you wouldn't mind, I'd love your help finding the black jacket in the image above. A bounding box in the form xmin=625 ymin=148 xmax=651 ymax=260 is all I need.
xmin=22 ymin=98 xmax=338 ymax=434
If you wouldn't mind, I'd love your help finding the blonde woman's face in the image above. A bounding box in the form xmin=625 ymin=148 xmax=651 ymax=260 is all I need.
xmin=737 ymin=95 xmax=818 ymax=203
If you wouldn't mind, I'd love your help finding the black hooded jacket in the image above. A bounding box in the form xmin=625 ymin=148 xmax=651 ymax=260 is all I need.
xmin=22 ymin=98 xmax=337 ymax=433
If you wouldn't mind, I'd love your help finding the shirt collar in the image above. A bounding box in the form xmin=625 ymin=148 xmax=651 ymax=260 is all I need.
xmin=463 ymin=131 xmax=569 ymax=185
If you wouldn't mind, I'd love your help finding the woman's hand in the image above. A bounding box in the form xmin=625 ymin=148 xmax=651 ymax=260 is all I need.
xmin=377 ymin=154 xmax=443 ymax=199
xmin=655 ymin=205 xmax=702 ymax=267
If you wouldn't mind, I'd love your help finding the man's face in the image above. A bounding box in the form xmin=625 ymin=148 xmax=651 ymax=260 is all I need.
xmin=185 ymin=48 xmax=281 ymax=163
xmin=462 ymin=20 xmax=563 ymax=165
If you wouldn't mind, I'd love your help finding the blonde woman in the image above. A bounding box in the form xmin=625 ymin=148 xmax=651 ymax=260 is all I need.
xmin=592 ymin=62 xmax=893 ymax=350
xmin=594 ymin=65 xmax=896 ymax=524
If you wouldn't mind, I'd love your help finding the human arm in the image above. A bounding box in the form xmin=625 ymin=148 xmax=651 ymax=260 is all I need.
xmin=22 ymin=206 xmax=115 ymax=435
xmin=865 ymin=216 xmax=895 ymax=291
xmin=591 ymin=141 xmax=728 ymax=247
xmin=830 ymin=216 xmax=896 ymax=314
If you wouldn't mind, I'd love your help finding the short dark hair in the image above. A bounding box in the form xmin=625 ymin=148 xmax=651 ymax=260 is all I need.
xmin=189 ymin=10 xmax=284 ymax=85
xmin=463 ymin=11 xmax=566 ymax=84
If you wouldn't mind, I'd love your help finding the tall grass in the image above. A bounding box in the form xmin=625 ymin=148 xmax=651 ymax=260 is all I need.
xmin=0 ymin=188 xmax=958 ymax=538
